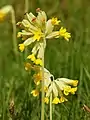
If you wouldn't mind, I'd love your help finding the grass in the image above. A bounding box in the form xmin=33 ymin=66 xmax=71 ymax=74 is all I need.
xmin=0 ymin=0 xmax=90 ymax=119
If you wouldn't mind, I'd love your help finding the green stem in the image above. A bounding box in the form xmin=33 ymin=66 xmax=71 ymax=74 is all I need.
xmin=11 ymin=7 xmax=18 ymax=59
xmin=24 ymin=0 xmax=29 ymax=57
xmin=50 ymin=93 xmax=52 ymax=120
xmin=41 ymin=40 xmax=45 ymax=120
xmin=25 ymin=0 xmax=29 ymax=13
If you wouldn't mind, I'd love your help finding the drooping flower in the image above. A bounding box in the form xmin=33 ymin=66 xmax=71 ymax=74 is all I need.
xmin=44 ymin=75 xmax=78 ymax=104
xmin=31 ymin=68 xmax=78 ymax=104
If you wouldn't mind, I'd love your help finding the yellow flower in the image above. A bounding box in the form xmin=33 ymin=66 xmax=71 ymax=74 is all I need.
xmin=31 ymin=89 xmax=39 ymax=97
xmin=17 ymin=32 xmax=22 ymax=38
xmin=64 ymin=32 xmax=71 ymax=41
xmin=59 ymin=97 xmax=68 ymax=103
xmin=19 ymin=44 xmax=25 ymax=52
xmin=51 ymin=17 xmax=61 ymax=25
xmin=63 ymin=86 xmax=71 ymax=95
xmin=33 ymin=72 xmax=42 ymax=85
xmin=44 ymin=86 xmax=48 ymax=92
xmin=59 ymin=27 xmax=71 ymax=41
xmin=24 ymin=63 xmax=31 ymax=71
xmin=52 ymin=97 xmax=60 ymax=104
xmin=27 ymin=54 xmax=36 ymax=62
xmin=33 ymin=29 xmax=43 ymax=41
xmin=44 ymin=97 xmax=49 ymax=104
xmin=70 ymin=87 xmax=77 ymax=94
xmin=71 ymin=80 xmax=78 ymax=86
xmin=34 ymin=59 xmax=43 ymax=66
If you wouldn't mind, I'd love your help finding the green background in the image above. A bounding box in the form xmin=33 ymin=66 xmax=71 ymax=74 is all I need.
xmin=0 ymin=0 xmax=90 ymax=119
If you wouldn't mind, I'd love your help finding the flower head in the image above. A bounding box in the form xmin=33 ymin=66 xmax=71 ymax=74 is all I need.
xmin=27 ymin=54 xmax=36 ymax=62
xmin=38 ymin=68 xmax=78 ymax=104
xmin=51 ymin=17 xmax=61 ymax=25
xmin=31 ymin=68 xmax=78 ymax=104
xmin=33 ymin=72 xmax=42 ymax=85
xmin=19 ymin=44 xmax=25 ymax=52
xmin=34 ymin=59 xmax=43 ymax=66
xmin=52 ymin=97 xmax=60 ymax=104
xmin=31 ymin=89 xmax=39 ymax=97
xmin=44 ymin=97 xmax=49 ymax=104
xmin=33 ymin=29 xmax=43 ymax=41
xmin=59 ymin=27 xmax=71 ymax=41
xmin=17 ymin=8 xmax=71 ymax=65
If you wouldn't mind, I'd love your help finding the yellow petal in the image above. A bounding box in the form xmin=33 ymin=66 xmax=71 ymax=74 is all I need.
xmin=59 ymin=97 xmax=68 ymax=103
xmin=64 ymin=86 xmax=71 ymax=95
xmin=27 ymin=54 xmax=36 ymax=62
xmin=19 ymin=44 xmax=25 ymax=52
xmin=51 ymin=17 xmax=61 ymax=25
xmin=34 ymin=59 xmax=43 ymax=66
xmin=52 ymin=97 xmax=60 ymax=104
xmin=31 ymin=89 xmax=39 ymax=97
xmin=44 ymin=97 xmax=49 ymax=104
xmin=70 ymin=87 xmax=77 ymax=94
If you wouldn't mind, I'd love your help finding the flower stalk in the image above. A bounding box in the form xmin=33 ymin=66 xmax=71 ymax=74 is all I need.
xmin=11 ymin=7 xmax=18 ymax=58
xmin=0 ymin=5 xmax=18 ymax=59
xmin=41 ymin=39 xmax=45 ymax=120
xmin=25 ymin=0 xmax=29 ymax=13
xmin=50 ymin=93 xmax=52 ymax=120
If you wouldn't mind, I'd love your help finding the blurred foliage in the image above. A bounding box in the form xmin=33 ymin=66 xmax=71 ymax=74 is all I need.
xmin=0 ymin=0 xmax=90 ymax=120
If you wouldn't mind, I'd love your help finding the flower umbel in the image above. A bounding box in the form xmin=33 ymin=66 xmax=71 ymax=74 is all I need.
xmin=17 ymin=8 xmax=71 ymax=65
xmin=31 ymin=68 xmax=78 ymax=104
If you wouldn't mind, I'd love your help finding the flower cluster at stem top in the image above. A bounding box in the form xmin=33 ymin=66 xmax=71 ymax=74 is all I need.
xmin=17 ymin=8 xmax=71 ymax=66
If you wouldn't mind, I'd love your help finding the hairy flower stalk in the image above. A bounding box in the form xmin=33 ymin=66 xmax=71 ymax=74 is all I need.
xmin=50 ymin=93 xmax=52 ymax=120
xmin=41 ymin=39 xmax=45 ymax=120
xmin=11 ymin=7 xmax=18 ymax=58
xmin=0 ymin=5 xmax=18 ymax=59
xmin=24 ymin=0 xmax=29 ymax=57
xmin=25 ymin=0 xmax=29 ymax=13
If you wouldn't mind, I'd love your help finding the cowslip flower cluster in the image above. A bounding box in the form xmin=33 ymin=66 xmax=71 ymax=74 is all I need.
xmin=31 ymin=68 xmax=78 ymax=104
xmin=17 ymin=8 xmax=78 ymax=104
xmin=17 ymin=8 xmax=71 ymax=66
